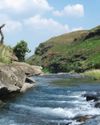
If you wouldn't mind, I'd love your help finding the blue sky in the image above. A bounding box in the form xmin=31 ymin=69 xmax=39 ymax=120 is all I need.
xmin=0 ymin=0 xmax=99 ymax=55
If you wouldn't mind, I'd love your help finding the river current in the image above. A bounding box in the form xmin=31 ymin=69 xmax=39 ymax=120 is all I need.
xmin=0 ymin=74 xmax=100 ymax=125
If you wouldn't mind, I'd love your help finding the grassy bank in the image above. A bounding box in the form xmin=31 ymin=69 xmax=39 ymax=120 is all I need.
xmin=0 ymin=44 xmax=12 ymax=63
xmin=84 ymin=70 xmax=100 ymax=80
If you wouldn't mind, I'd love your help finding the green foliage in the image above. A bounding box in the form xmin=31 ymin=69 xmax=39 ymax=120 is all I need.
xmin=42 ymin=67 xmax=50 ymax=73
xmin=13 ymin=40 xmax=30 ymax=62
xmin=27 ymin=55 xmax=42 ymax=65
xmin=48 ymin=55 xmax=69 ymax=73
xmin=35 ymin=43 xmax=45 ymax=55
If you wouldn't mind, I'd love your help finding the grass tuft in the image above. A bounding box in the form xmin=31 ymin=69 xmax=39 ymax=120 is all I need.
xmin=0 ymin=44 xmax=12 ymax=64
xmin=84 ymin=70 xmax=100 ymax=80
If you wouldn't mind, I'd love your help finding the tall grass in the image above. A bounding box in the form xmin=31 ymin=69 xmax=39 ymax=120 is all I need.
xmin=84 ymin=70 xmax=100 ymax=80
xmin=0 ymin=44 xmax=12 ymax=63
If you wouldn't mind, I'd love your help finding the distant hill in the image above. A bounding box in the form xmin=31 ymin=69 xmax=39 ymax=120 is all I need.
xmin=27 ymin=25 xmax=100 ymax=73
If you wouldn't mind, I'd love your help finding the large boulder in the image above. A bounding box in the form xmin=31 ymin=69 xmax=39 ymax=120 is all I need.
xmin=20 ymin=83 xmax=35 ymax=93
xmin=0 ymin=62 xmax=43 ymax=99
xmin=0 ymin=63 xmax=23 ymax=91
xmin=11 ymin=62 xmax=43 ymax=76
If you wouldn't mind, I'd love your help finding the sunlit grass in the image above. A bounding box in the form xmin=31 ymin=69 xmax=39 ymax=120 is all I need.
xmin=0 ymin=44 xmax=12 ymax=63
xmin=84 ymin=70 xmax=100 ymax=80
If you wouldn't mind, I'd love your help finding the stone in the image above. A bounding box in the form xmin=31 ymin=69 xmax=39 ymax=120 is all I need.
xmin=20 ymin=82 xmax=35 ymax=93
xmin=0 ymin=62 xmax=43 ymax=99
xmin=11 ymin=62 xmax=44 ymax=76
xmin=84 ymin=93 xmax=99 ymax=101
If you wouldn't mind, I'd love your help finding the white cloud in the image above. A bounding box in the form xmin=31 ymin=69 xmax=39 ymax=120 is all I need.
xmin=0 ymin=0 xmax=53 ymax=13
xmin=0 ymin=14 xmax=22 ymax=33
xmin=72 ymin=27 xmax=83 ymax=31
xmin=5 ymin=20 xmax=22 ymax=32
xmin=0 ymin=0 xmax=26 ymax=11
xmin=53 ymin=4 xmax=84 ymax=17
xmin=24 ymin=15 xmax=69 ymax=35
xmin=32 ymin=0 xmax=53 ymax=11
xmin=24 ymin=15 xmax=84 ymax=38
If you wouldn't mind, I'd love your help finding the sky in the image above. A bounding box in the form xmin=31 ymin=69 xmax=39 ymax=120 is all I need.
xmin=0 ymin=0 xmax=100 ymax=55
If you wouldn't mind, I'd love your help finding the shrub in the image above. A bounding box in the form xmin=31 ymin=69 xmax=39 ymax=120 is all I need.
xmin=13 ymin=40 xmax=30 ymax=62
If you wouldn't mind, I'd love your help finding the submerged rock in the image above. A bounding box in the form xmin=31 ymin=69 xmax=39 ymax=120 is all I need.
xmin=95 ymin=101 xmax=100 ymax=108
xmin=0 ymin=100 xmax=5 ymax=107
xmin=83 ymin=116 xmax=100 ymax=125
xmin=73 ymin=115 xmax=92 ymax=123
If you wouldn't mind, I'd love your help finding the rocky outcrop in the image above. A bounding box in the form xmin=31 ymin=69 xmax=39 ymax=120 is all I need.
xmin=0 ymin=62 xmax=43 ymax=100
xmin=12 ymin=62 xmax=43 ymax=76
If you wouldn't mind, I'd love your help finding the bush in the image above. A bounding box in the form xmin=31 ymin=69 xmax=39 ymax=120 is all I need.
xmin=13 ymin=40 xmax=30 ymax=62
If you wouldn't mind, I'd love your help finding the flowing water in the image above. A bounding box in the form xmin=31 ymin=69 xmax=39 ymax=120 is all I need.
xmin=0 ymin=74 xmax=100 ymax=125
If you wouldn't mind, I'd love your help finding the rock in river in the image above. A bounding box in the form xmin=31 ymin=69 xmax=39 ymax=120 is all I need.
xmin=84 ymin=92 xmax=100 ymax=101
xmin=0 ymin=62 xmax=43 ymax=99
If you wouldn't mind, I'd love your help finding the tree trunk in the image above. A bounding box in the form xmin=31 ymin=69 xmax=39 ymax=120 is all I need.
xmin=0 ymin=31 xmax=4 ymax=44
xmin=0 ymin=24 xmax=5 ymax=44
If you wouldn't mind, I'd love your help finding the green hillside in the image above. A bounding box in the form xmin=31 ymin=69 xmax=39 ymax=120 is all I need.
xmin=0 ymin=44 xmax=12 ymax=63
xmin=27 ymin=26 xmax=100 ymax=73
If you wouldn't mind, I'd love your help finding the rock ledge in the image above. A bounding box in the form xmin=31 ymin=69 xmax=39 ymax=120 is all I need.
xmin=0 ymin=62 xmax=43 ymax=99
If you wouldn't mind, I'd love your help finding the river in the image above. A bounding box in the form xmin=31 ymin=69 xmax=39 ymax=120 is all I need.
xmin=0 ymin=74 xmax=100 ymax=125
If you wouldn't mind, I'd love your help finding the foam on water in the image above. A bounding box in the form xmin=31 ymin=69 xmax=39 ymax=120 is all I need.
xmin=0 ymin=119 xmax=17 ymax=125
xmin=10 ymin=101 xmax=100 ymax=119
xmin=47 ymin=120 xmax=82 ymax=125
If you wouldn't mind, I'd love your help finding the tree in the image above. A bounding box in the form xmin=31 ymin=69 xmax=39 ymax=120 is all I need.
xmin=0 ymin=24 xmax=5 ymax=44
xmin=13 ymin=40 xmax=30 ymax=62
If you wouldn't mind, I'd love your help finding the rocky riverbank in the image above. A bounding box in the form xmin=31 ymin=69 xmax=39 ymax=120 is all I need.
xmin=0 ymin=62 xmax=43 ymax=100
